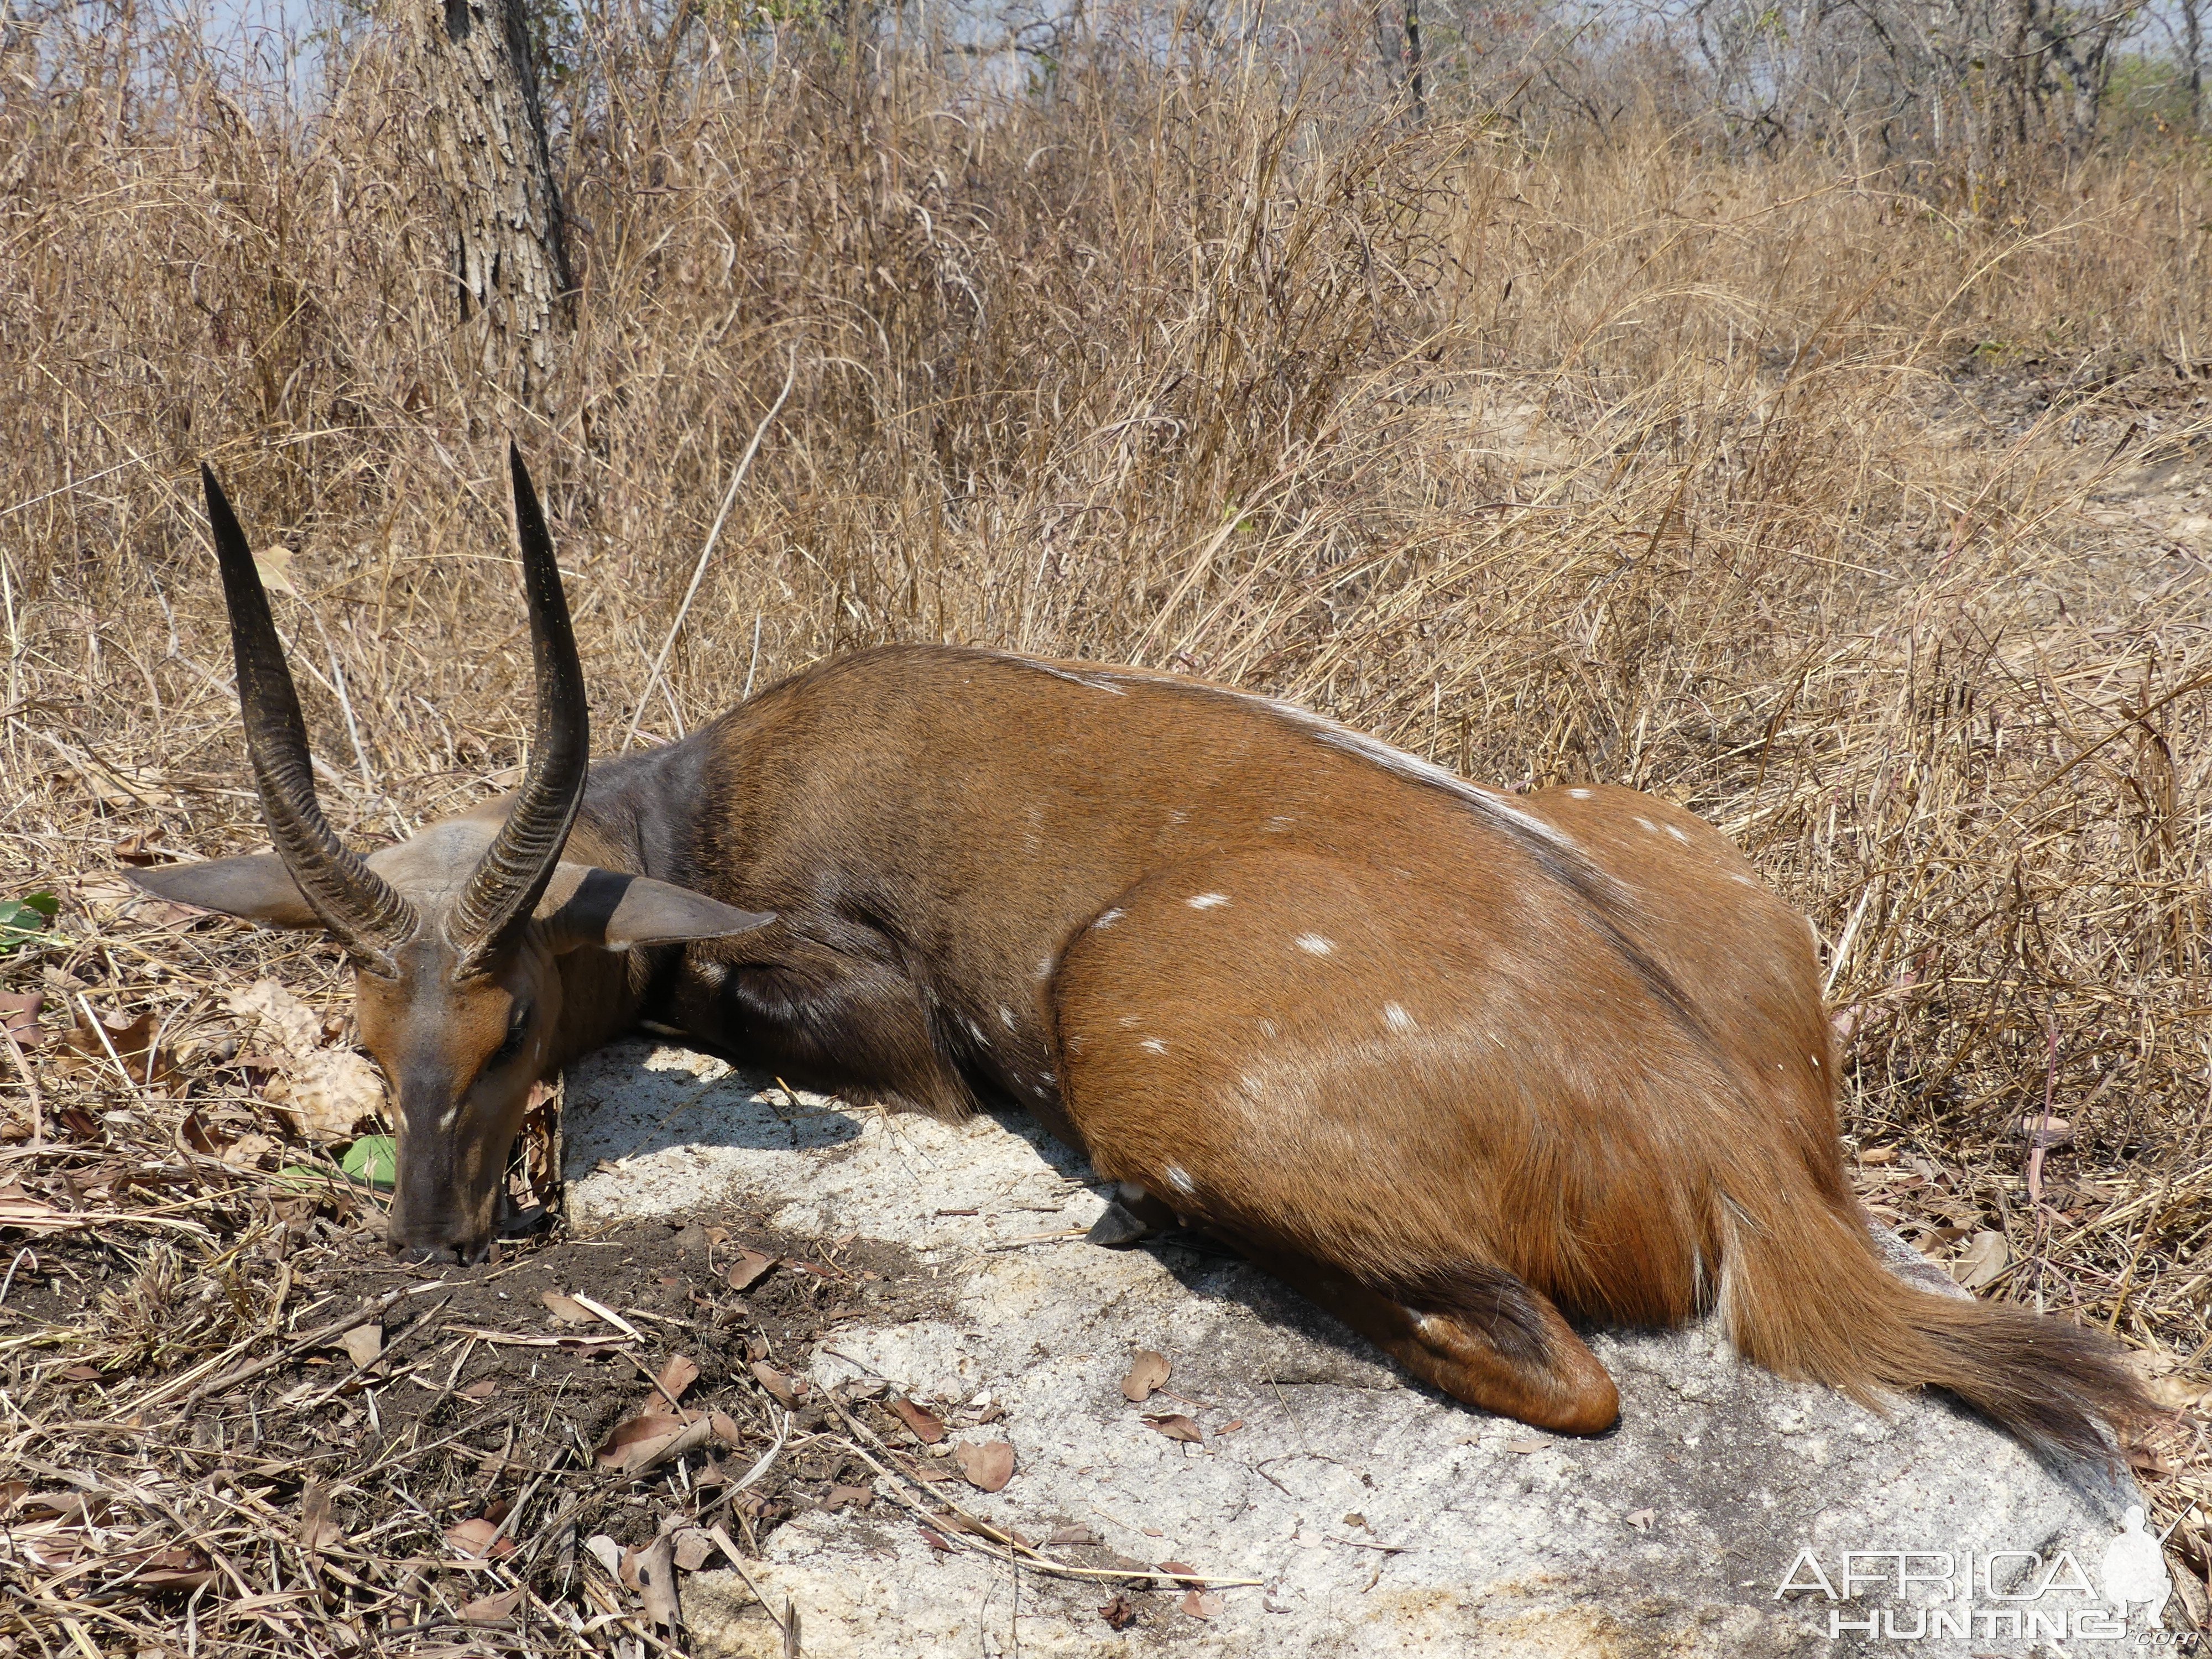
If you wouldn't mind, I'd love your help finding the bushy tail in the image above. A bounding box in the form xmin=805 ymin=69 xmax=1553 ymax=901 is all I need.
xmin=1715 ymin=1182 xmax=2151 ymax=1463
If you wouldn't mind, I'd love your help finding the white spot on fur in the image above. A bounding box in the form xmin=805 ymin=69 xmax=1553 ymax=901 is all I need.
xmin=1117 ymin=1181 xmax=1149 ymax=1203
xmin=1568 ymin=787 xmax=1593 ymax=800
xmin=696 ymin=959 xmax=728 ymax=987
xmin=1238 ymin=1072 xmax=1265 ymax=1096
xmin=1032 ymin=1084 xmax=1047 ymax=1098
xmin=1139 ymin=1037 xmax=1168 ymax=1055
xmin=999 ymin=1004 xmax=1016 ymax=1031
xmin=1383 ymin=1003 xmax=1416 ymax=1033
xmin=437 ymin=1105 xmax=460 ymax=1131
xmin=1296 ymin=933 xmax=1334 ymax=956
xmin=1187 ymin=893 xmax=1230 ymax=909
xmin=1635 ymin=816 xmax=1659 ymax=834
xmin=1040 ymin=1070 xmax=1056 ymax=1083
xmin=966 ymin=1019 xmax=990 ymax=1048
xmin=1118 ymin=1013 xmax=1142 ymax=1029
xmin=1666 ymin=823 xmax=1690 ymax=844
xmin=1259 ymin=1019 xmax=1277 ymax=1039
xmin=1809 ymin=1055 xmax=1821 ymax=1068
xmin=1164 ymin=1165 xmax=1195 ymax=1197
xmin=1265 ymin=814 xmax=1295 ymax=832
xmin=1035 ymin=958 xmax=1053 ymax=979
xmin=1094 ymin=907 xmax=1124 ymax=930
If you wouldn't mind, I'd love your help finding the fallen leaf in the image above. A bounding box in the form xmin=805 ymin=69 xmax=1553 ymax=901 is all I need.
xmin=583 ymin=1534 xmax=624 ymax=1577
xmin=298 ymin=1481 xmax=346 ymax=1552
xmin=458 ymin=1378 xmax=500 ymax=1401
xmin=113 ymin=831 xmax=167 ymax=866
xmin=725 ymin=1249 xmax=777 ymax=1291
xmin=594 ymin=1413 xmax=714 ymax=1474
xmin=750 ymin=1360 xmax=797 ymax=1407
xmin=1048 ymin=1525 xmax=1100 ymax=1547
xmin=1158 ymin=1560 xmax=1198 ymax=1582
xmin=1182 ymin=1590 xmax=1225 ymax=1618
xmin=253 ymin=545 xmax=299 ymax=597
xmin=1505 ymin=1435 xmax=1548 ymax=1454
xmin=953 ymin=1440 xmax=1016 ymax=1492
xmin=1626 ymin=1509 xmax=1655 ymax=1532
xmin=708 ymin=1411 xmax=745 ymax=1447
xmin=1121 ymin=1349 xmax=1171 ymax=1402
xmin=672 ymin=1528 xmax=716 ymax=1571
xmin=542 ymin=1291 xmax=594 ymax=1325
xmin=824 ymin=1484 xmax=874 ymax=1510
xmin=1857 ymin=1145 xmax=1897 ymax=1165
xmin=268 ymin=1049 xmax=385 ymax=1143
xmin=919 ymin=1526 xmax=954 ymax=1554
xmin=338 ymin=1322 xmax=382 ymax=1368
xmin=643 ymin=1354 xmax=698 ymax=1405
xmin=64 ymin=1007 xmax=177 ymax=1089
xmin=1952 ymin=1230 xmax=2009 ymax=1292
xmin=222 ymin=979 xmax=324 ymax=1060
xmin=889 ymin=1395 xmax=946 ymax=1444
xmin=445 ymin=1517 xmax=512 ymax=1559
xmin=0 ymin=992 xmax=43 ymax=1043
xmin=2017 ymin=1114 xmax=2074 ymax=1147
xmin=1144 ymin=1413 xmax=1202 ymax=1444
xmin=458 ymin=1587 xmax=523 ymax=1624
xmin=635 ymin=1533 xmax=680 ymax=1629
xmin=340 ymin=1134 xmax=396 ymax=1189
xmin=1099 ymin=1593 xmax=1139 ymax=1629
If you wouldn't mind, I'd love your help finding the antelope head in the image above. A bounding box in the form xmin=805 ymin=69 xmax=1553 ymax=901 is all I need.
xmin=135 ymin=449 xmax=771 ymax=1261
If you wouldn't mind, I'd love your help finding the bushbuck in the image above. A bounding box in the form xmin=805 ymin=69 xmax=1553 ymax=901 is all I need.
xmin=136 ymin=450 xmax=2146 ymax=1457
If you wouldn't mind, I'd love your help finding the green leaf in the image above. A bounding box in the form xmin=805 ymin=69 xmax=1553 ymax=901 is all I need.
xmin=0 ymin=893 xmax=61 ymax=953
xmin=341 ymin=1135 xmax=397 ymax=1191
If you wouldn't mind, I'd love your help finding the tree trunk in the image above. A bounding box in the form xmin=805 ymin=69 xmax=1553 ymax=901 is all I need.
xmin=414 ymin=0 xmax=572 ymax=397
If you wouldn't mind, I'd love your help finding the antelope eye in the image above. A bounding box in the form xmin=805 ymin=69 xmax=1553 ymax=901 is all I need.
xmin=489 ymin=1005 xmax=532 ymax=1068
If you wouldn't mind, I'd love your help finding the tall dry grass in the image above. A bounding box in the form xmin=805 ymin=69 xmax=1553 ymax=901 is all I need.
xmin=3 ymin=0 xmax=2212 ymax=1614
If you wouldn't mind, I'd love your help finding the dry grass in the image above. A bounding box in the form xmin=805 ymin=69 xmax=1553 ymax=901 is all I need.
xmin=2 ymin=4 xmax=2211 ymax=1651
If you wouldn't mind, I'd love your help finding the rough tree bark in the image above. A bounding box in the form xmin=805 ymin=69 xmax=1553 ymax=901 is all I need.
xmin=412 ymin=0 xmax=573 ymax=397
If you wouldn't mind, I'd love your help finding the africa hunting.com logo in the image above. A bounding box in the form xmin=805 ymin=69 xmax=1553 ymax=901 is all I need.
xmin=1772 ymin=1505 xmax=2177 ymax=1645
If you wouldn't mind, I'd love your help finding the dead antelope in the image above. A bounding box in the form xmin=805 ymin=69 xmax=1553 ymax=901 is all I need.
xmin=138 ymin=450 xmax=2146 ymax=1456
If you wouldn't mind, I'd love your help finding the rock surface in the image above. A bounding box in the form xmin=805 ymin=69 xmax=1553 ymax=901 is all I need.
xmin=565 ymin=1039 xmax=2159 ymax=1657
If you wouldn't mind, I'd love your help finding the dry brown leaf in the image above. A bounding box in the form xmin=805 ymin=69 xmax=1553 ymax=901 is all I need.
xmin=458 ymin=1378 xmax=500 ymax=1401
xmin=1182 ymin=1590 xmax=1225 ymax=1618
xmin=1048 ymin=1525 xmax=1100 ymax=1547
xmin=253 ymin=545 xmax=299 ymax=597
xmin=672 ymin=1528 xmax=716 ymax=1571
xmin=655 ymin=1353 xmax=701 ymax=1403
xmin=1121 ymin=1349 xmax=1170 ymax=1402
xmin=709 ymin=1411 xmax=745 ymax=1447
xmin=222 ymin=979 xmax=324 ymax=1059
xmin=889 ymin=1394 xmax=946 ymax=1443
xmin=824 ymin=1483 xmax=874 ymax=1510
xmin=64 ymin=1008 xmax=177 ymax=1090
xmin=725 ymin=1249 xmax=776 ymax=1291
xmin=268 ymin=1049 xmax=385 ymax=1144
xmin=1099 ymin=1593 xmax=1139 ymax=1630
xmin=1952 ymin=1230 xmax=2009 ymax=1291
xmin=0 ymin=992 xmax=43 ymax=1043
xmin=636 ymin=1533 xmax=680 ymax=1629
xmin=459 ymin=1587 xmax=524 ymax=1624
xmin=542 ymin=1291 xmax=594 ymax=1324
xmin=751 ymin=1360 xmax=798 ymax=1407
xmin=445 ymin=1517 xmax=512 ymax=1559
xmin=2017 ymin=1114 xmax=2074 ymax=1147
xmin=1143 ymin=1412 xmax=1202 ymax=1444
xmin=298 ymin=1481 xmax=346 ymax=1553
xmin=953 ymin=1439 xmax=1016 ymax=1491
xmin=338 ymin=1322 xmax=382 ymax=1368
xmin=594 ymin=1412 xmax=692 ymax=1470
xmin=1505 ymin=1435 xmax=1548 ymax=1453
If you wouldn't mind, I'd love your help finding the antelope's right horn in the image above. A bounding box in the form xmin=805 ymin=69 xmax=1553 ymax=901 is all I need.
xmin=203 ymin=465 xmax=420 ymax=969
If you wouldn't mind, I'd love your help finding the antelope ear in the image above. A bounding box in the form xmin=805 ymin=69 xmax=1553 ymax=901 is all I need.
xmin=539 ymin=864 xmax=773 ymax=953
xmin=128 ymin=855 xmax=322 ymax=930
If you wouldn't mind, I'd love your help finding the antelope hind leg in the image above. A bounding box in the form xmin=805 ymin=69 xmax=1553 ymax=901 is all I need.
xmin=1234 ymin=1238 xmax=1620 ymax=1435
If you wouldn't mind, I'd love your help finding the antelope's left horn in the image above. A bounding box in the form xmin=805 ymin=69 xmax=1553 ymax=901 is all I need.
xmin=447 ymin=445 xmax=590 ymax=972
